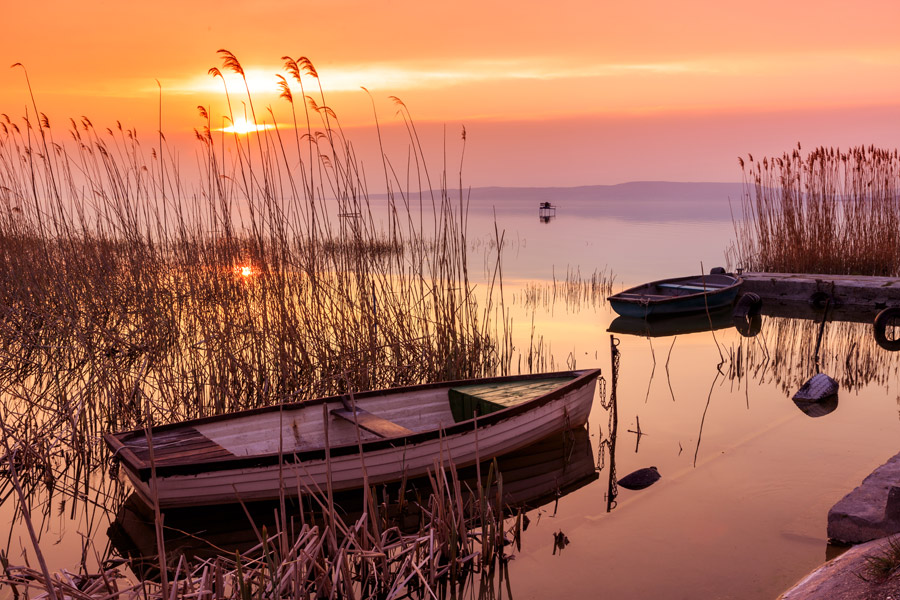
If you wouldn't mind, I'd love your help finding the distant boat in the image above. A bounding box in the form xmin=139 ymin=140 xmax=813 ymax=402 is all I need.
xmin=105 ymin=369 xmax=602 ymax=509
xmin=607 ymin=273 xmax=743 ymax=319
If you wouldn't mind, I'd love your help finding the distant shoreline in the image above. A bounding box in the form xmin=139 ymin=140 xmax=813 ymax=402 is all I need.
xmin=373 ymin=181 xmax=744 ymax=202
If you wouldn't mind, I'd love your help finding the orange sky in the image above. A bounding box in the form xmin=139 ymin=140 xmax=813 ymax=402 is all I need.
xmin=3 ymin=0 xmax=900 ymax=186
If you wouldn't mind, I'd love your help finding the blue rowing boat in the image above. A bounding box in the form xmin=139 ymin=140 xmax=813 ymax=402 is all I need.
xmin=607 ymin=273 xmax=743 ymax=319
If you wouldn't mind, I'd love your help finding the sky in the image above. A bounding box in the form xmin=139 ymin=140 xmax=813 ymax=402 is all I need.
xmin=2 ymin=0 xmax=900 ymax=188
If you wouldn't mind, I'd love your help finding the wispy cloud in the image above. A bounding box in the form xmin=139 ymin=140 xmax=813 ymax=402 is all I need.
xmin=151 ymin=58 xmax=720 ymax=97
xmin=119 ymin=50 xmax=900 ymax=105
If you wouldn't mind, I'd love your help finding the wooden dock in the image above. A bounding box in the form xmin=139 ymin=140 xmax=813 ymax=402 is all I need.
xmin=740 ymin=272 xmax=900 ymax=310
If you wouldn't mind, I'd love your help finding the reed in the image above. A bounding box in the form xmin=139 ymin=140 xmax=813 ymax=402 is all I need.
xmin=0 ymin=412 xmax=551 ymax=598
xmin=862 ymin=535 xmax=900 ymax=583
xmin=0 ymin=52 xmax=514 ymax=596
xmin=730 ymin=145 xmax=900 ymax=275
xmin=1 ymin=457 xmax=525 ymax=599
xmin=722 ymin=314 xmax=900 ymax=395
xmin=515 ymin=266 xmax=615 ymax=312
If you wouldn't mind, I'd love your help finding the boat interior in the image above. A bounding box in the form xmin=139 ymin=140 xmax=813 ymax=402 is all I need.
xmin=115 ymin=376 xmax=577 ymax=469
xmin=616 ymin=274 xmax=738 ymax=299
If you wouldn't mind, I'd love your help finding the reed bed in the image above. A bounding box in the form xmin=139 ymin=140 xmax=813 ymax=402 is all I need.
xmin=513 ymin=267 xmax=615 ymax=312
xmin=0 ymin=51 xmax=517 ymax=597
xmin=1 ymin=459 xmax=524 ymax=600
xmin=730 ymin=145 xmax=900 ymax=275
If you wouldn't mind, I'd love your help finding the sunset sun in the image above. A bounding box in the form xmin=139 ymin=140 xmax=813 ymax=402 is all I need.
xmin=4 ymin=1 xmax=900 ymax=598
xmin=218 ymin=117 xmax=275 ymax=134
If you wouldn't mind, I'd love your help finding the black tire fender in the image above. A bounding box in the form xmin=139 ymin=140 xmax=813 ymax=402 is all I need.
xmin=733 ymin=292 xmax=762 ymax=318
xmin=873 ymin=307 xmax=900 ymax=351
xmin=809 ymin=291 xmax=832 ymax=310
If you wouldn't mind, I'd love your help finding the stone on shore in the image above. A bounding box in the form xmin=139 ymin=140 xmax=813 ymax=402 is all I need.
xmin=779 ymin=536 xmax=900 ymax=599
xmin=828 ymin=451 xmax=900 ymax=544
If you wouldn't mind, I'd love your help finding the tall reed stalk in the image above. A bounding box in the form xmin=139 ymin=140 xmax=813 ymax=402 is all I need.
xmin=730 ymin=145 xmax=900 ymax=275
xmin=0 ymin=52 xmax=512 ymax=593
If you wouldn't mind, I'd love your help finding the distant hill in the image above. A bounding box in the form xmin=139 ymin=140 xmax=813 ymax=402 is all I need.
xmin=466 ymin=181 xmax=744 ymax=202
xmin=370 ymin=181 xmax=747 ymax=222
xmin=462 ymin=181 xmax=746 ymax=222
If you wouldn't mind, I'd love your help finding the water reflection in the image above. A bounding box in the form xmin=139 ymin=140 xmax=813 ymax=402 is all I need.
xmin=608 ymin=307 xmax=733 ymax=338
xmin=604 ymin=298 xmax=900 ymax=401
xmin=538 ymin=202 xmax=556 ymax=223
xmin=728 ymin=301 xmax=900 ymax=397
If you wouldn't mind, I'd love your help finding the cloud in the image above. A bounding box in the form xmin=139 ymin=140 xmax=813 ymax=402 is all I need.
xmin=150 ymin=58 xmax=723 ymax=97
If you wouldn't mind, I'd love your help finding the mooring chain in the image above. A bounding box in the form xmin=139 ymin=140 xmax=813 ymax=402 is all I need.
xmin=596 ymin=336 xmax=620 ymax=486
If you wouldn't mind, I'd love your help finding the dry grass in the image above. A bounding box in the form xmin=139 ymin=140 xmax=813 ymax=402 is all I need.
xmin=730 ymin=145 xmax=900 ymax=275
xmin=514 ymin=266 xmax=615 ymax=312
xmin=1 ymin=457 xmax=526 ymax=600
xmin=0 ymin=52 xmax=519 ymax=598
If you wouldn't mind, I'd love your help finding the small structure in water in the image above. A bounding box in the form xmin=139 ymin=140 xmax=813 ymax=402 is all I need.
xmin=539 ymin=201 xmax=556 ymax=223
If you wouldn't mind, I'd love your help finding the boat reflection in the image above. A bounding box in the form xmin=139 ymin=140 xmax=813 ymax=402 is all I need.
xmin=108 ymin=426 xmax=598 ymax=579
xmin=607 ymin=306 xmax=734 ymax=338
xmin=792 ymin=395 xmax=839 ymax=418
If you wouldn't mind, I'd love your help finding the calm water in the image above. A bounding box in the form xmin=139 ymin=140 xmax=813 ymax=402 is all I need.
xmin=4 ymin=182 xmax=899 ymax=599
xmin=456 ymin=183 xmax=899 ymax=598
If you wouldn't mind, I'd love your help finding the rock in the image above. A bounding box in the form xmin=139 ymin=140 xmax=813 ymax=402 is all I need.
xmin=886 ymin=486 xmax=900 ymax=523
xmin=617 ymin=466 xmax=661 ymax=490
xmin=780 ymin=536 xmax=900 ymax=599
xmin=828 ymin=452 xmax=900 ymax=544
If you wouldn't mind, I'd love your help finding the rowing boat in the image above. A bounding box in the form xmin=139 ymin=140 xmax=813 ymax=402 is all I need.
xmin=108 ymin=425 xmax=598 ymax=574
xmin=607 ymin=273 xmax=742 ymax=319
xmin=104 ymin=369 xmax=601 ymax=508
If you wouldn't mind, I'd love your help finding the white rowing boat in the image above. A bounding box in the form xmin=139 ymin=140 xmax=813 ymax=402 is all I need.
xmin=107 ymin=424 xmax=599 ymax=571
xmin=105 ymin=369 xmax=602 ymax=508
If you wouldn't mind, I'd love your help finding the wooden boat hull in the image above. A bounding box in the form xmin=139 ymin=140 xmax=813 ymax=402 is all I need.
xmin=608 ymin=273 xmax=742 ymax=319
xmin=106 ymin=370 xmax=601 ymax=508
xmin=108 ymin=425 xmax=598 ymax=575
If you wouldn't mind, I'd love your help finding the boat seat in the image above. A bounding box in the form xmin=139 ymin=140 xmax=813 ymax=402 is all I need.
xmin=330 ymin=407 xmax=414 ymax=438
xmin=615 ymin=292 xmax=669 ymax=299
xmin=657 ymin=283 xmax=728 ymax=292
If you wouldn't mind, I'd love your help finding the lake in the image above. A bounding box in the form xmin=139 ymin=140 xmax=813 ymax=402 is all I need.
xmin=3 ymin=181 xmax=898 ymax=599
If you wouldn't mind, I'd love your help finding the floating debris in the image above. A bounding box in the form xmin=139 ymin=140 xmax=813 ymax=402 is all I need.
xmin=552 ymin=530 xmax=570 ymax=554
xmin=793 ymin=372 xmax=839 ymax=402
xmin=617 ymin=466 xmax=661 ymax=490
xmin=794 ymin=295 xmax=839 ymax=402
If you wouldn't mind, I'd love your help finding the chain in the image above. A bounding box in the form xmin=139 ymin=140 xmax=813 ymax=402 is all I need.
xmin=595 ymin=336 xmax=620 ymax=508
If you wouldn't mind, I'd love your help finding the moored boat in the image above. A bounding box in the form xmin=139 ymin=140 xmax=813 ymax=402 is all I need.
xmin=104 ymin=369 xmax=602 ymax=508
xmin=607 ymin=273 xmax=742 ymax=319
xmin=107 ymin=425 xmax=599 ymax=575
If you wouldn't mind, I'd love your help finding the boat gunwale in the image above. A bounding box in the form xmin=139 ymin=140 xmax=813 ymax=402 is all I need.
xmin=104 ymin=368 xmax=602 ymax=481
xmin=607 ymin=273 xmax=743 ymax=306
